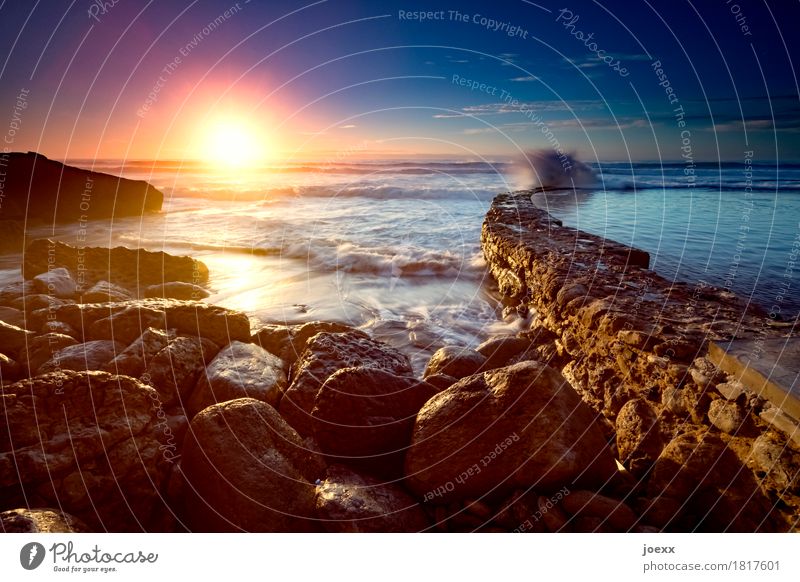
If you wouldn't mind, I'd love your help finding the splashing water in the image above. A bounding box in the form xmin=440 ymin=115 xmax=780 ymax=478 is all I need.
xmin=513 ymin=149 xmax=597 ymax=191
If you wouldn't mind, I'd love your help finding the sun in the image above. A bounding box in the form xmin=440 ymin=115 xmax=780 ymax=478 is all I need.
xmin=199 ymin=118 xmax=271 ymax=168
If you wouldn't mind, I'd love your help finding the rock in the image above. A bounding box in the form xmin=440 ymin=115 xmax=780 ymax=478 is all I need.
xmin=615 ymin=398 xmax=665 ymax=474
xmin=1 ymin=508 xmax=89 ymax=533
xmin=661 ymin=387 xmax=685 ymax=415
xmin=537 ymin=494 xmax=571 ymax=532
xmin=759 ymin=406 xmax=800 ymax=450
xmin=180 ymin=398 xmax=325 ymax=531
xmin=279 ymin=331 xmax=412 ymax=435
xmin=0 ymin=280 xmax=36 ymax=306
xmin=104 ymin=327 xmax=176 ymax=377
xmin=281 ymin=321 xmax=356 ymax=365
xmin=2 ymin=152 xmax=162 ymax=222
xmin=24 ymin=238 xmax=207 ymax=290
xmin=405 ymin=362 xmax=617 ymax=503
xmin=144 ymin=282 xmax=209 ymax=300
xmin=311 ymin=367 xmax=439 ymax=472
xmin=32 ymin=267 xmax=77 ymax=298
xmin=251 ymin=324 xmax=294 ymax=358
xmin=0 ymin=353 xmax=19 ymax=382
xmin=648 ymin=430 xmax=780 ymax=531
xmin=81 ymin=280 xmax=134 ymax=303
xmin=475 ymin=336 xmax=531 ymax=370
xmin=40 ymin=320 xmax=78 ymax=337
xmin=144 ymin=336 xmax=219 ymax=407
xmin=689 ymin=356 xmax=724 ymax=389
xmin=423 ymin=345 xmax=487 ymax=379
xmin=11 ymin=294 xmax=66 ymax=314
xmin=188 ymin=341 xmax=285 ymax=417
xmin=0 ymin=371 xmax=174 ymax=531
xmin=749 ymin=433 xmax=798 ymax=490
xmin=19 ymin=333 xmax=79 ymax=376
xmin=716 ymin=380 xmax=747 ymax=402
xmin=0 ymin=320 xmax=35 ymax=354
xmin=0 ymin=306 xmax=26 ymax=328
xmin=708 ymin=399 xmax=745 ymax=434
xmin=36 ymin=298 xmax=250 ymax=346
xmin=636 ymin=495 xmax=684 ymax=529
xmin=561 ymin=490 xmax=638 ymax=532
xmin=423 ymin=373 xmax=457 ymax=391
xmin=315 ymin=465 xmax=430 ymax=532
xmin=38 ymin=339 xmax=125 ymax=375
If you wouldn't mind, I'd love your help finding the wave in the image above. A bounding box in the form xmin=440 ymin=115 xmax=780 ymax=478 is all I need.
xmin=163 ymin=184 xmax=501 ymax=201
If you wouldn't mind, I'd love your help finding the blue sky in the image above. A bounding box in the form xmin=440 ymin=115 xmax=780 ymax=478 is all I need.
xmin=0 ymin=0 xmax=798 ymax=161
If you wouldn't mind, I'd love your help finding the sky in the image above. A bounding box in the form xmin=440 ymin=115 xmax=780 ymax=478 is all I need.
xmin=0 ymin=0 xmax=798 ymax=162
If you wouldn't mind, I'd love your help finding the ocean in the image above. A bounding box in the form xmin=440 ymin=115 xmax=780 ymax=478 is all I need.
xmin=11 ymin=157 xmax=800 ymax=371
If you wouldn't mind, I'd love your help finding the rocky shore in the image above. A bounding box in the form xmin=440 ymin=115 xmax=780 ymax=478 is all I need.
xmin=1 ymin=191 xmax=798 ymax=532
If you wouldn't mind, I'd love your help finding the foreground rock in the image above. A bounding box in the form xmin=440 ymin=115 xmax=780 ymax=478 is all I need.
xmin=37 ymin=339 xmax=124 ymax=375
xmin=187 ymin=341 xmax=284 ymax=417
xmin=1 ymin=508 xmax=89 ymax=533
xmin=279 ymin=331 xmax=413 ymax=435
xmin=24 ymin=238 xmax=208 ymax=291
xmin=405 ymin=361 xmax=617 ymax=503
xmin=35 ymin=298 xmax=249 ymax=345
xmin=311 ymin=367 xmax=439 ymax=473
xmin=253 ymin=320 xmax=355 ymax=365
xmin=423 ymin=345 xmax=486 ymax=380
xmin=145 ymin=336 xmax=219 ymax=407
xmin=180 ymin=398 xmax=325 ymax=532
xmin=315 ymin=465 xmax=430 ymax=532
xmin=0 ymin=371 xmax=174 ymax=531
xmin=1 ymin=152 xmax=163 ymax=222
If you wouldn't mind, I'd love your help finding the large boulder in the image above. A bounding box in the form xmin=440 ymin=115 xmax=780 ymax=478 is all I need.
xmin=0 ymin=320 xmax=34 ymax=354
xmin=1 ymin=508 xmax=89 ymax=533
xmin=144 ymin=336 xmax=219 ymax=407
xmin=23 ymin=238 xmax=207 ymax=291
xmin=315 ymin=465 xmax=430 ymax=532
xmin=37 ymin=339 xmax=125 ymax=374
xmin=81 ymin=280 xmax=134 ymax=303
xmin=423 ymin=345 xmax=487 ymax=380
xmin=0 ymin=306 xmax=27 ymax=328
xmin=0 ymin=371 xmax=174 ymax=531
xmin=1 ymin=152 xmax=162 ymax=222
xmin=311 ymin=367 xmax=439 ymax=473
xmin=615 ymin=398 xmax=665 ymax=475
xmin=19 ymin=333 xmax=78 ymax=376
xmin=476 ymin=336 xmax=531 ymax=370
xmin=405 ymin=361 xmax=617 ymax=503
xmin=32 ymin=267 xmax=77 ymax=298
xmin=104 ymin=327 xmax=175 ymax=377
xmin=187 ymin=341 xmax=285 ymax=417
xmin=35 ymin=299 xmax=250 ymax=346
xmin=252 ymin=321 xmax=356 ymax=365
xmin=180 ymin=398 xmax=325 ymax=532
xmin=279 ymin=331 xmax=413 ymax=435
xmin=144 ymin=282 xmax=210 ymax=300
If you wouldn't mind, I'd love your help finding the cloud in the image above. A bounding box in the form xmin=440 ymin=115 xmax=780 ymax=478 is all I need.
xmin=339 ymin=124 xmax=357 ymax=129
xmin=510 ymin=75 xmax=539 ymax=82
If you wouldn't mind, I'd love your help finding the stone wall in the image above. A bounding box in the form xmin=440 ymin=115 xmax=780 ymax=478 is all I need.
xmin=481 ymin=192 xmax=799 ymax=531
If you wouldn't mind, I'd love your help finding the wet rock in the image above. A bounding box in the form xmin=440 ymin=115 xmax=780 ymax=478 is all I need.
xmin=19 ymin=333 xmax=78 ymax=376
xmin=280 ymin=321 xmax=356 ymax=365
xmin=32 ymin=267 xmax=77 ymax=298
xmin=81 ymin=280 xmax=134 ymax=303
xmin=423 ymin=345 xmax=487 ymax=379
xmin=104 ymin=327 xmax=176 ymax=377
xmin=188 ymin=341 xmax=285 ymax=417
xmin=476 ymin=336 xmax=531 ymax=370
xmin=0 ymin=280 xmax=36 ymax=306
xmin=40 ymin=320 xmax=78 ymax=337
xmin=180 ymin=398 xmax=325 ymax=532
xmin=315 ymin=465 xmax=429 ymax=532
xmin=279 ymin=331 xmax=412 ymax=436
xmin=144 ymin=282 xmax=209 ymax=300
xmin=11 ymin=294 xmax=66 ymax=314
xmin=423 ymin=373 xmax=457 ymax=391
xmin=145 ymin=336 xmax=219 ymax=407
xmin=0 ymin=306 xmax=26 ymax=328
xmin=716 ymin=380 xmax=747 ymax=402
xmin=561 ymin=490 xmax=638 ymax=532
xmin=749 ymin=433 xmax=798 ymax=491
xmin=708 ymin=399 xmax=745 ymax=434
xmin=0 ymin=371 xmax=174 ymax=531
xmin=311 ymin=367 xmax=439 ymax=473
xmin=0 ymin=354 xmax=19 ymax=382
xmin=38 ymin=340 xmax=125 ymax=374
xmin=37 ymin=299 xmax=250 ymax=346
xmin=1 ymin=508 xmax=89 ymax=533
xmin=24 ymin=238 xmax=206 ymax=289
xmin=616 ymin=398 xmax=665 ymax=474
xmin=0 ymin=320 xmax=35 ymax=354
xmin=405 ymin=362 xmax=617 ymax=503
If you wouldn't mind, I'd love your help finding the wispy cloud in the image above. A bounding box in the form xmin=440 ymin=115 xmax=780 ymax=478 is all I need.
xmin=510 ymin=75 xmax=539 ymax=82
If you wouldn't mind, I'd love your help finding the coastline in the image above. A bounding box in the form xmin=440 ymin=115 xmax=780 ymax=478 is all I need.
xmin=1 ymin=189 xmax=797 ymax=532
